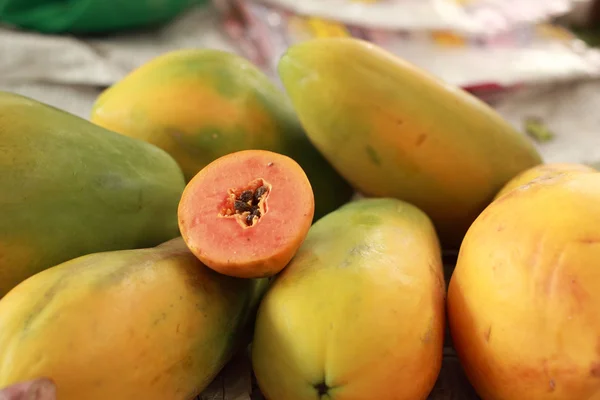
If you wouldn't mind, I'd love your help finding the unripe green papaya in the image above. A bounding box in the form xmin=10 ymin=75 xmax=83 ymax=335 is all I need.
xmin=252 ymin=198 xmax=446 ymax=400
xmin=0 ymin=91 xmax=186 ymax=297
xmin=277 ymin=38 xmax=543 ymax=249
xmin=0 ymin=237 xmax=269 ymax=400
xmin=90 ymin=49 xmax=354 ymax=221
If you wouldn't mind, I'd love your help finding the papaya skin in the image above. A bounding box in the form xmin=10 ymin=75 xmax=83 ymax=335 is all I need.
xmin=448 ymin=172 xmax=600 ymax=400
xmin=0 ymin=91 xmax=185 ymax=298
xmin=178 ymin=150 xmax=315 ymax=279
xmin=493 ymin=162 xmax=596 ymax=200
xmin=90 ymin=48 xmax=354 ymax=222
xmin=252 ymin=198 xmax=446 ymax=400
xmin=277 ymin=38 xmax=543 ymax=249
xmin=0 ymin=237 xmax=269 ymax=400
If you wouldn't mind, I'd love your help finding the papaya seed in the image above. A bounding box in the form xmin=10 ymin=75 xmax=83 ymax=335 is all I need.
xmin=244 ymin=203 xmax=263 ymax=227
xmin=234 ymin=200 xmax=252 ymax=213
xmin=220 ymin=179 xmax=271 ymax=228
xmin=239 ymin=190 xmax=253 ymax=203
xmin=253 ymin=185 xmax=268 ymax=205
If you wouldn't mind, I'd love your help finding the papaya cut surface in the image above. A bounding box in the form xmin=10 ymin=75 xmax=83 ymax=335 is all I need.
xmin=178 ymin=150 xmax=315 ymax=278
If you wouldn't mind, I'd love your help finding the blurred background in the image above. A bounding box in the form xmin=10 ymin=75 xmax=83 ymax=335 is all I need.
xmin=1 ymin=0 xmax=599 ymax=167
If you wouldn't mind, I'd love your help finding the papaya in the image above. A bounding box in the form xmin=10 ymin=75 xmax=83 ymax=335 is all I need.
xmin=178 ymin=150 xmax=314 ymax=279
xmin=494 ymin=162 xmax=596 ymax=199
xmin=0 ymin=237 xmax=270 ymax=400
xmin=277 ymin=37 xmax=543 ymax=249
xmin=448 ymin=172 xmax=600 ymax=400
xmin=0 ymin=91 xmax=185 ymax=298
xmin=89 ymin=48 xmax=354 ymax=222
xmin=252 ymin=198 xmax=446 ymax=400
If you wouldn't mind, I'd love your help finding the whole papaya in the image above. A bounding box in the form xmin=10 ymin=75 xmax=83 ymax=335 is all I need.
xmin=252 ymin=198 xmax=446 ymax=400
xmin=0 ymin=237 xmax=269 ymax=400
xmin=277 ymin=37 xmax=543 ymax=249
xmin=448 ymin=172 xmax=600 ymax=400
xmin=90 ymin=49 xmax=354 ymax=221
xmin=0 ymin=91 xmax=185 ymax=298
xmin=494 ymin=162 xmax=596 ymax=199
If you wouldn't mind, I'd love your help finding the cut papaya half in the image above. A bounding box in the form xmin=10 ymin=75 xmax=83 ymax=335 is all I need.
xmin=178 ymin=150 xmax=315 ymax=278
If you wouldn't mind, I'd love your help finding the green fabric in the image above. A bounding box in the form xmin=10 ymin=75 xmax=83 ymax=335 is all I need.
xmin=0 ymin=0 xmax=207 ymax=34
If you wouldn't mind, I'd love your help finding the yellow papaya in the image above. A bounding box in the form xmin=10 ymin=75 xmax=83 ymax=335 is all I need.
xmin=252 ymin=198 xmax=446 ymax=400
xmin=277 ymin=37 xmax=543 ymax=249
xmin=90 ymin=49 xmax=354 ymax=221
xmin=448 ymin=172 xmax=600 ymax=400
xmin=494 ymin=162 xmax=596 ymax=199
xmin=0 ymin=237 xmax=269 ymax=400
xmin=0 ymin=91 xmax=186 ymax=298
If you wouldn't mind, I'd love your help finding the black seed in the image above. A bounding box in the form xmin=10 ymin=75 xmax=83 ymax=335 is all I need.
xmin=234 ymin=200 xmax=252 ymax=213
xmin=253 ymin=186 xmax=267 ymax=204
xmin=252 ymin=208 xmax=261 ymax=218
xmin=239 ymin=190 xmax=253 ymax=203
xmin=246 ymin=214 xmax=254 ymax=226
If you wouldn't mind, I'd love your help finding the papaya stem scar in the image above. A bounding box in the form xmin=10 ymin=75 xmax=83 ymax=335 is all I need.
xmin=218 ymin=178 xmax=271 ymax=228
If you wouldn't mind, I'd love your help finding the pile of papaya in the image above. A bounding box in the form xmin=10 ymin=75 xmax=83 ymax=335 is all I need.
xmin=0 ymin=37 xmax=599 ymax=400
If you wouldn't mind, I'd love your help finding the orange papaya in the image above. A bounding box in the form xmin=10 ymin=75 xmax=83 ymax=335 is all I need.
xmin=0 ymin=237 xmax=269 ymax=400
xmin=277 ymin=37 xmax=543 ymax=249
xmin=252 ymin=198 xmax=446 ymax=400
xmin=448 ymin=172 xmax=600 ymax=400
xmin=0 ymin=91 xmax=185 ymax=298
xmin=90 ymin=49 xmax=353 ymax=221
xmin=494 ymin=162 xmax=596 ymax=199
xmin=178 ymin=150 xmax=314 ymax=278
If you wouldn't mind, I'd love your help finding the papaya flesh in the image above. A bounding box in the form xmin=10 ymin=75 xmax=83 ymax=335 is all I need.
xmin=277 ymin=37 xmax=543 ymax=249
xmin=0 ymin=237 xmax=269 ymax=400
xmin=493 ymin=162 xmax=596 ymax=199
xmin=0 ymin=91 xmax=186 ymax=298
xmin=252 ymin=198 xmax=446 ymax=400
xmin=448 ymin=172 xmax=600 ymax=400
xmin=178 ymin=150 xmax=314 ymax=279
xmin=90 ymin=48 xmax=354 ymax=222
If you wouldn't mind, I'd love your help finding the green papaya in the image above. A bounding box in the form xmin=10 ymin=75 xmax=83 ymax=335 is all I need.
xmin=252 ymin=198 xmax=446 ymax=400
xmin=0 ymin=91 xmax=186 ymax=298
xmin=0 ymin=237 xmax=269 ymax=400
xmin=277 ymin=37 xmax=543 ymax=249
xmin=89 ymin=48 xmax=354 ymax=222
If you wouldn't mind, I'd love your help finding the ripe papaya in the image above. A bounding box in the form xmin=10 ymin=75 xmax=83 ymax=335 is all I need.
xmin=178 ymin=150 xmax=315 ymax=278
xmin=494 ymin=162 xmax=596 ymax=199
xmin=448 ymin=172 xmax=600 ymax=400
xmin=252 ymin=198 xmax=446 ymax=400
xmin=277 ymin=37 xmax=543 ymax=249
xmin=89 ymin=49 xmax=354 ymax=222
xmin=0 ymin=237 xmax=270 ymax=400
xmin=0 ymin=91 xmax=186 ymax=298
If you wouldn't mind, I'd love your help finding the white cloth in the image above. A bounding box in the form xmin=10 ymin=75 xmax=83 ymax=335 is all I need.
xmin=0 ymin=3 xmax=598 ymax=164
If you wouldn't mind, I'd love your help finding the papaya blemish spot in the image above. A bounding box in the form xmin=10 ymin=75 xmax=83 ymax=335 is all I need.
xmin=314 ymin=382 xmax=330 ymax=397
xmin=218 ymin=178 xmax=271 ymax=228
